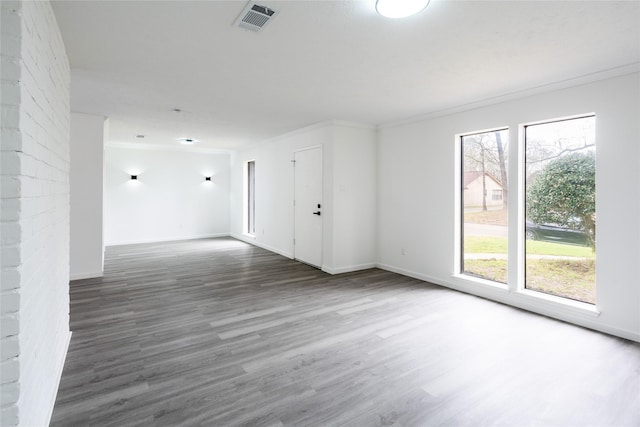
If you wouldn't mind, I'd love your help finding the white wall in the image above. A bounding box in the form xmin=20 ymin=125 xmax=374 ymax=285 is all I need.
xmin=70 ymin=112 xmax=105 ymax=279
xmin=329 ymin=125 xmax=377 ymax=273
xmin=0 ymin=1 xmax=71 ymax=425
xmin=104 ymin=145 xmax=230 ymax=245
xmin=377 ymin=72 xmax=640 ymax=342
xmin=230 ymin=121 xmax=377 ymax=274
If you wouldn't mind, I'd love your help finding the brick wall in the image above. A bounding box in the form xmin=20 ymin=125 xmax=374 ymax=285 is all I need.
xmin=1 ymin=1 xmax=71 ymax=426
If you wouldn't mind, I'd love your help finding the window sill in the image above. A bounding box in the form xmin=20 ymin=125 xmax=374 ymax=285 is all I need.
xmin=452 ymin=273 xmax=509 ymax=291
xmin=451 ymin=274 xmax=600 ymax=318
xmin=516 ymin=289 xmax=600 ymax=317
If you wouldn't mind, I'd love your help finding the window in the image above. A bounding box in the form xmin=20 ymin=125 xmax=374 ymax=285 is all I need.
xmin=245 ymin=160 xmax=256 ymax=235
xmin=524 ymin=115 xmax=596 ymax=304
xmin=460 ymin=129 xmax=509 ymax=283
xmin=457 ymin=115 xmax=596 ymax=306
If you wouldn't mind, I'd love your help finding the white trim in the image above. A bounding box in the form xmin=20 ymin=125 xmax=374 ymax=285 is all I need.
xmin=70 ymin=271 xmax=104 ymax=281
xmin=456 ymin=125 xmax=510 ymax=139
xmin=452 ymin=273 xmax=509 ymax=292
xmin=244 ymin=159 xmax=256 ymax=236
xmin=515 ymin=113 xmax=597 ymax=296
xmin=379 ymin=63 xmax=640 ymax=129
xmin=45 ymin=330 xmax=72 ymax=427
xmin=377 ymin=263 xmax=447 ymax=287
xmin=516 ymin=288 xmax=600 ymax=316
xmin=520 ymin=112 xmax=597 ymax=129
xmin=322 ymin=263 xmax=376 ymax=275
xmin=292 ymin=145 xmax=324 ymax=268
xmin=230 ymin=233 xmax=294 ymax=259
xmin=105 ymin=233 xmax=230 ymax=247
xmin=513 ymin=125 xmax=526 ymax=290
xmin=453 ymin=135 xmax=462 ymax=275
xmin=453 ymin=126 xmax=510 ymax=280
xmin=105 ymin=141 xmax=232 ymax=155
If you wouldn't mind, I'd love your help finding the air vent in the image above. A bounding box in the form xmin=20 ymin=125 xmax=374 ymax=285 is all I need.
xmin=234 ymin=2 xmax=277 ymax=32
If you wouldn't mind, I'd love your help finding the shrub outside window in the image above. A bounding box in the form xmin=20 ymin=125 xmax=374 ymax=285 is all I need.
xmin=524 ymin=115 xmax=596 ymax=304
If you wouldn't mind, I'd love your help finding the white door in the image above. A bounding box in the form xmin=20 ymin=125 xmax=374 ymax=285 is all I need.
xmin=294 ymin=147 xmax=323 ymax=267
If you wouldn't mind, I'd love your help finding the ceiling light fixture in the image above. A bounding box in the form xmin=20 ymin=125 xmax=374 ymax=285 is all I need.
xmin=177 ymin=138 xmax=197 ymax=145
xmin=375 ymin=0 xmax=430 ymax=18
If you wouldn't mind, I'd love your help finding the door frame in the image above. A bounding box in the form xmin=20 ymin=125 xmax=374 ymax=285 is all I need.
xmin=292 ymin=145 xmax=323 ymax=267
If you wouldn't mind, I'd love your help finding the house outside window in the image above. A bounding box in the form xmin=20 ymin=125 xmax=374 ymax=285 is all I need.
xmin=460 ymin=128 xmax=509 ymax=283
xmin=457 ymin=115 xmax=596 ymax=305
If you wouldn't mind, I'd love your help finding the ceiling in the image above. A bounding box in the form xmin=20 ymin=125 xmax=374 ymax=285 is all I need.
xmin=51 ymin=0 xmax=640 ymax=150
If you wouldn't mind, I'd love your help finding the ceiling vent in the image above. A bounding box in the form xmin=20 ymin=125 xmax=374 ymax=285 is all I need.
xmin=234 ymin=2 xmax=277 ymax=32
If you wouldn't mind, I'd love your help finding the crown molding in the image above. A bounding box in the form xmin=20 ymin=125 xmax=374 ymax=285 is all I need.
xmin=379 ymin=63 xmax=640 ymax=130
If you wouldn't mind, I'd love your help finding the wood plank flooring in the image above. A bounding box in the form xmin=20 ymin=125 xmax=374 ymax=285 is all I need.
xmin=51 ymin=237 xmax=640 ymax=426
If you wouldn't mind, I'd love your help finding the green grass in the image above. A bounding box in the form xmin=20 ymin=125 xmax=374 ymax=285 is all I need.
xmin=463 ymin=258 xmax=595 ymax=304
xmin=526 ymin=258 xmax=595 ymax=304
xmin=463 ymin=234 xmax=595 ymax=303
xmin=464 ymin=236 xmax=594 ymax=258
xmin=462 ymin=226 xmax=595 ymax=304
xmin=463 ymin=259 xmax=508 ymax=284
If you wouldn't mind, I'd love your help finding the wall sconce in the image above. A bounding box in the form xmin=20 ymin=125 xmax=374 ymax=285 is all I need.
xmin=205 ymin=176 xmax=212 ymax=181
xmin=131 ymin=175 xmax=138 ymax=180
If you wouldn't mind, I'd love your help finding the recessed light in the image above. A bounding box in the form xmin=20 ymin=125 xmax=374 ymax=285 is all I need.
xmin=172 ymin=108 xmax=182 ymax=113
xmin=375 ymin=0 xmax=430 ymax=18
xmin=177 ymin=138 xmax=197 ymax=145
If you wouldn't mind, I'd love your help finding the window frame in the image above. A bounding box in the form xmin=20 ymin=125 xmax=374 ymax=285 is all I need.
xmin=244 ymin=160 xmax=256 ymax=236
xmin=521 ymin=114 xmax=596 ymax=305
xmin=457 ymin=127 xmax=510 ymax=285
xmin=453 ymin=114 xmax=600 ymax=314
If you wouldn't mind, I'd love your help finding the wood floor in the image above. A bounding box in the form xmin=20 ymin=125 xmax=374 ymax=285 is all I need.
xmin=51 ymin=237 xmax=640 ymax=426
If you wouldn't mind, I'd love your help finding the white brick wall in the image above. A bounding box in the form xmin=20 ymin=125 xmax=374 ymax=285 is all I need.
xmin=1 ymin=1 xmax=71 ymax=426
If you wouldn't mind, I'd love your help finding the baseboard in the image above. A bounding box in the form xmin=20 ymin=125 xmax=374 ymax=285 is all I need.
xmin=45 ymin=330 xmax=72 ymax=426
xmin=106 ymin=233 xmax=230 ymax=247
xmin=376 ymin=263 xmax=442 ymax=285
xmin=70 ymin=271 xmax=103 ymax=280
xmin=376 ymin=263 xmax=640 ymax=343
xmin=230 ymin=233 xmax=294 ymax=259
xmin=322 ymin=263 xmax=376 ymax=275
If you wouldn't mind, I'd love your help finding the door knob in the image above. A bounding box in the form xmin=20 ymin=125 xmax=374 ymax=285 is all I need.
xmin=313 ymin=211 xmax=321 ymax=216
